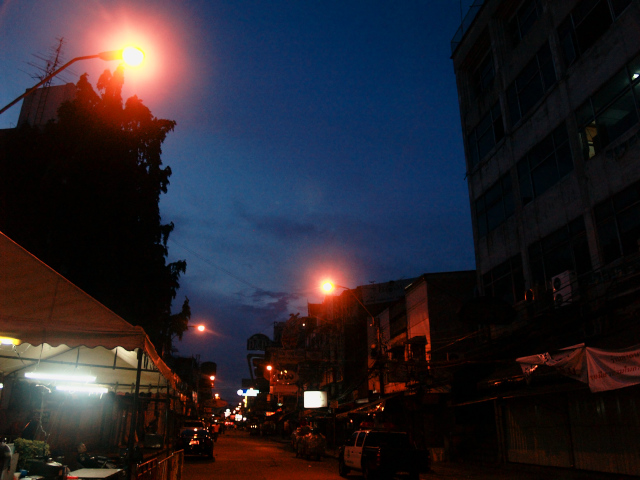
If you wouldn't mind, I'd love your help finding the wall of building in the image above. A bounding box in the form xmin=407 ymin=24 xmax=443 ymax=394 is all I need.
xmin=453 ymin=0 xmax=640 ymax=296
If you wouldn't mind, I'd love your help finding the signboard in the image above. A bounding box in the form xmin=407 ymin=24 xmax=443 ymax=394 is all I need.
xmin=304 ymin=391 xmax=327 ymax=408
xmin=272 ymin=370 xmax=298 ymax=384
xmin=271 ymin=348 xmax=306 ymax=364
xmin=247 ymin=333 xmax=272 ymax=351
xmin=270 ymin=384 xmax=298 ymax=395
xmin=237 ymin=388 xmax=259 ymax=397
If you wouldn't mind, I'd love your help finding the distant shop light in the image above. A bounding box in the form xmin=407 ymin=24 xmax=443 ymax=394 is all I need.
xmin=237 ymin=388 xmax=259 ymax=397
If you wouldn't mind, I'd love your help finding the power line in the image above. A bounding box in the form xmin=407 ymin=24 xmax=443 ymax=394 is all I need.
xmin=169 ymin=239 xmax=266 ymax=293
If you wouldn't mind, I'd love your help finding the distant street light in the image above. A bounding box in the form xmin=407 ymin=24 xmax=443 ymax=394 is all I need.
xmin=0 ymin=46 xmax=145 ymax=116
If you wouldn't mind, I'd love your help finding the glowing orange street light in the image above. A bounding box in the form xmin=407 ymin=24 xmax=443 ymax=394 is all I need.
xmin=0 ymin=46 xmax=145 ymax=116
xmin=210 ymin=375 xmax=216 ymax=381
xmin=121 ymin=46 xmax=145 ymax=67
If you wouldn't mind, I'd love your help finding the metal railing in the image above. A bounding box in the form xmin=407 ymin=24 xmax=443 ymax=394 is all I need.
xmin=133 ymin=450 xmax=183 ymax=480
xmin=451 ymin=0 xmax=485 ymax=55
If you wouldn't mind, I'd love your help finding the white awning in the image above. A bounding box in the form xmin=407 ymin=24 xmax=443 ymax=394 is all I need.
xmin=0 ymin=232 xmax=179 ymax=393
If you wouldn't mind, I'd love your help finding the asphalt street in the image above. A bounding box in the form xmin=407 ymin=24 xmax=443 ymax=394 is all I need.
xmin=182 ymin=429 xmax=636 ymax=480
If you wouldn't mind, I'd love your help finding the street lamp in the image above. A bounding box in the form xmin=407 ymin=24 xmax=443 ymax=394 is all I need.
xmin=322 ymin=281 xmax=386 ymax=396
xmin=0 ymin=46 xmax=145 ymax=116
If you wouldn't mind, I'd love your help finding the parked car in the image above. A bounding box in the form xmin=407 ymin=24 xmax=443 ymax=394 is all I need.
xmin=290 ymin=425 xmax=311 ymax=451
xmin=296 ymin=429 xmax=326 ymax=461
xmin=180 ymin=419 xmax=207 ymax=433
xmin=338 ymin=429 xmax=429 ymax=479
xmin=178 ymin=428 xmax=214 ymax=458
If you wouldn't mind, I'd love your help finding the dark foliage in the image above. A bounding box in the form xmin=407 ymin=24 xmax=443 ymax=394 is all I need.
xmin=0 ymin=66 xmax=189 ymax=353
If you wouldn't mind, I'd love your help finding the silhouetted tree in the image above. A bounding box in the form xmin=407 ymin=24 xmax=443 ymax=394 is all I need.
xmin=0 ymin=66 xmax=189 ymax=352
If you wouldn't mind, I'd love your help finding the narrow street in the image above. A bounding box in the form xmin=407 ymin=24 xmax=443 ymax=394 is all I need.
xmin=182 ymin=429 xmax=630 ymax=480
xmin=182 ymin=429 xmax=342 ymax=480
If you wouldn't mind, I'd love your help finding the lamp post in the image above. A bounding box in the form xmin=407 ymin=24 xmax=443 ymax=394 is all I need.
xmin=0 ymin=46 xmax=145 ymax=116
xmin=322 ymin=282 xmax=386 ymax=396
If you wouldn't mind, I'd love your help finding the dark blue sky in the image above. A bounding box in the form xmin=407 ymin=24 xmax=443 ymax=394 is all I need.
xmin=0 ymin=1 xmax=476 ymax=401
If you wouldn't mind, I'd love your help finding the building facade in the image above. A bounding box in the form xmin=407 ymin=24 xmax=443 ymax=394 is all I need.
xmin=452 ymin=0 xmax=640 ymax=475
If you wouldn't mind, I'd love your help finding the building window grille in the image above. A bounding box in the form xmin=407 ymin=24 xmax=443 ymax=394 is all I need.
xmin=467 ymin=102 xmax=505 ymax=168
xmin=518 ymin=122 xmax=573 ymax=205
xmin=529 ymin=217 xmax=592 ymax=286
xmin=475 ymin=173 xmax=514 ymax=238
xmin=507 ymin=42 xmax=557 ymax=125
xmin=558 ymin=0 xmax=632 ymax=66
xmin=594 ymin=180 xmax=640 ymax=264
xmin=507 ymin=0 xmax=542 ymax=46
xmin=577 ymin=55 xmax=640 ymax=159
xmin=482 ymin=255 xmax=525 ymax=304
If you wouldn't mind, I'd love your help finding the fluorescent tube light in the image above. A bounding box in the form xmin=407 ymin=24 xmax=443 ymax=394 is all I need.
xmin=25 ymin=372 xmax=96 ymax=383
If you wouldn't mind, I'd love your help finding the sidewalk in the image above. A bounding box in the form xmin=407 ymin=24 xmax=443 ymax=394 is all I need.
xmin=266 ymin=434 xmax=635 ymax=480
xmin=421 ymin=461 xmax=636 ymax=480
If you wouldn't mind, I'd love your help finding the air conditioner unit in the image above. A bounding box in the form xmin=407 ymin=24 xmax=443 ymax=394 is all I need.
xmin=551 ymin=270 xmax=577 ymax=307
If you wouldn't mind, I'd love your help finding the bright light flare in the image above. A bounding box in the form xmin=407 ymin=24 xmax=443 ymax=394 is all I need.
xmin=196 ymin=325 xmax=206 ymax=332
xmin=121 ymin=46 xmax=144 ymax=67
xmin=56 ymin=385 xmax=108 ymax=394
xmin=322 ymin=282 xmax=334 ymax=293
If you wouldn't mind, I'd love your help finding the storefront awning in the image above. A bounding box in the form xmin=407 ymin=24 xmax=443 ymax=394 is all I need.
xmin=336 ymin=393 xmax=403 ymax=419
xmin=0 ymin=232 xmax=179 ymax=393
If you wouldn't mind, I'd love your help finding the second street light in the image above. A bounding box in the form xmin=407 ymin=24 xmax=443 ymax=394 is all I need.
xmin=0 ymin=46 xmax=145 ymax=116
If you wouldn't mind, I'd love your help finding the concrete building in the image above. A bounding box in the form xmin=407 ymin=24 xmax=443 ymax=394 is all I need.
xmin=451 ymin=0 xmax=640 ymax=475
xmin=17 ymin=83 xmax=76 ymax=128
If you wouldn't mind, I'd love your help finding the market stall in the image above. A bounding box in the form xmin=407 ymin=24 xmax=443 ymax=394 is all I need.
xmin=0 ymin=232 xmax=182 ymax=468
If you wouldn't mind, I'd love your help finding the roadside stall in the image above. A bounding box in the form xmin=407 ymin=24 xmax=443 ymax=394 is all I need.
xmin=0 ymin=232 xmax=183 ymax=479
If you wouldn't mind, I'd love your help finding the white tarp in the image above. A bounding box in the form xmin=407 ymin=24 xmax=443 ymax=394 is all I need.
xmin=0 ymin=231 xmax=179 ymax=392
xmin=517 ymin=343 xmax=640 ymax=392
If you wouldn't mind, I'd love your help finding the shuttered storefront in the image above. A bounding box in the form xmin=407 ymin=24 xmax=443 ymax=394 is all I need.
xmin=503 ymin=386 xmax=640 ymax=476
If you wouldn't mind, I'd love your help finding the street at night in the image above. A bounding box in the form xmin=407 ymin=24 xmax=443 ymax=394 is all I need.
xmin=2 ymin=2 xmax=640 ymax=480
xmin=183 ymin=430 xmax=340 ymax=480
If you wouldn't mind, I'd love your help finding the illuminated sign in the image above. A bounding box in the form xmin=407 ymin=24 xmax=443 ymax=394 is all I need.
xmin=237 ymin=388 xmax=259 ymax=397
xmin=304 ymin=391 xmax=328 ymax=408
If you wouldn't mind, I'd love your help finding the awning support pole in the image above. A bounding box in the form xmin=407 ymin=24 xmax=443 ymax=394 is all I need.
xmin=127 ymin=348 xmax=143 ymax=479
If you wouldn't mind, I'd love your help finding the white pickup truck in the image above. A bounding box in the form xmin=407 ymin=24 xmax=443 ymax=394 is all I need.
xmin=338 ymin=429 xmax=428 ymax=480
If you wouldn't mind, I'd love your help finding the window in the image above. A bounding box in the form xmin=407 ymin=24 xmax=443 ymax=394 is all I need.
xmin=529 ymin=217 xmax=592 ymax=285
xmin=355 ymin=432 xmax=366 ymax=447
xmin=558 ymin=0 xmax=631 ymax=66
xmin=518 ymin=123 xmax=573 ymax=205
xmin=475 ymin=173 xmax=515 ymax=238
xmin=594 ymin=181 xmax=640 ymax=264
xmin=507 ymin=0 xmax=542 ymax=46
xmin=467 ymin=103 xmax=505 ymax=167
xmin=577 ymin=55 xmax=640 ymax=159
xmin=345 ymin=432 xmax=358 ymax=447
xmin=482 ymin=255 xmax=525 ymax=304
xmin=507 ymin=43 xmax=557 ymax=125
xmin=472 ymin=54 xmax=495 ymax=99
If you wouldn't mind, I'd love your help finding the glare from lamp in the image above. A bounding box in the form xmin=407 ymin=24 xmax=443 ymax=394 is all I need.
xmin=56 ymin=385 xmax=108 ymax=394
xmin=0 ymin=336 xmax=21 ymax=346
xmin=121 ymin=46 xmax=144 ymax=67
